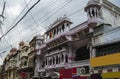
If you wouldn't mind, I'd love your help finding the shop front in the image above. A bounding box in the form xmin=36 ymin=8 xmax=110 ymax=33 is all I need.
xmin=59 ymin=66 xmax=89 ymax=79
xmin=91 ymin=68 xmax=120 ymax=79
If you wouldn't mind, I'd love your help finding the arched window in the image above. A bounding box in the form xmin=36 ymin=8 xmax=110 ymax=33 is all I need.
xmin=58 ymin=56 xmax=60 ymax=64
xmin=66 ymin=23 xmax=69 ymax=26
xmin=59 ymin=47 xmax=62 ymax=50
xmin=46 ymin=59 xmax=47 ymax=65
xmin=54 ymin=29 xmax=56 ymax=36
xmin=62 ymin=24 xmax=65 ymax=31
xmin=49 ymin=32 xmax=53 ymax=38
xmin=56 ymin=56 xmax=58 ymax=64
xmin=89 ymin=10 xmax=91 ymax=17
xmin=61 ymin=54 xmax=64 ymax=62
xmin=59 ymin=27 xmax=61 ymax=33
xmin=56 ymin=28 xmax=58 ymax=34
xmin=75 ymin=46 xmax=89 ymax=61
xmin=65 ymin=55 xmax=68 ymax=63
xmin=92 ymin=9 xmax=95 ymax=17
xmin=42 ymin=61 xmax=45 ymax=67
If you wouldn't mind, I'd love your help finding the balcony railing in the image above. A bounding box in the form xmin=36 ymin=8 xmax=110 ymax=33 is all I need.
xmin=71 ymin=59 xmax=90 ymax=68
xmin=45 ymin=63 xmax=66 ymax=69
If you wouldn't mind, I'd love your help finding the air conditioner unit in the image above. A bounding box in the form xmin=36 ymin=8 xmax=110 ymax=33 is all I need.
xmin=80 ymin=68 xmax=86 ymax=74
xmin=77 ymin=67 xmax=87 ymax=76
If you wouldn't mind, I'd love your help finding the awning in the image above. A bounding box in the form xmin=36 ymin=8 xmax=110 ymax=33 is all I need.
xmin=102 ymin=72 xmax=120 ymax=78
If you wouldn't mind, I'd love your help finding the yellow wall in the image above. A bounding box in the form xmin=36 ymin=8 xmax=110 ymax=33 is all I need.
xmin=102 ymin=72 xmax=120 ymax=78
xmin=90 ymin=53 xmax=120 ymax=67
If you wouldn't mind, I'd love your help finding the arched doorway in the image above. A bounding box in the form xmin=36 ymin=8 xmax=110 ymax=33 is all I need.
xmin=75 ymin=46 xmax=89 ymax=61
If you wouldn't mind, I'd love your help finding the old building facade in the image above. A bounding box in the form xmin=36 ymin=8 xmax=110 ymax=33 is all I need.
xmin=4 ymin=48 xmax=18 ymax=79
xmin=34 ymin=0 xmax=120 ymax=79
xmin=91 ymin=24 xmax=120 ymax=79
xmin=34 ymin=15 xmax=91 ymax=79
xmin=85 ymin=0 xmax=120 ymax=79
xmin=0 ymin=0 xmax=120 ymax=79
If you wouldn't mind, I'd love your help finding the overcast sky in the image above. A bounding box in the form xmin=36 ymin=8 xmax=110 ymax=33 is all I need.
xmin=0 ymin=0 xmax=120 ymax=65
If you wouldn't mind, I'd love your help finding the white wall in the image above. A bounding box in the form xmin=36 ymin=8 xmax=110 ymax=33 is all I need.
xmin=92 ymin=27 xmax=120 ymax=46
xmin=101 ymin=6 xmax=120 ymax=28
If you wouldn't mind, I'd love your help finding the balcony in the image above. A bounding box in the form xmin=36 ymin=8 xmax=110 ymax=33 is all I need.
xmin=45 ymin=48 xmax=66 ymax=57
xmin=90 ymin=53 xmax=120 ymax=67
xmin=71 ymin=59 xmax=89 ymax=68
xmin=45 ymin=63 xmax=65 ymax=70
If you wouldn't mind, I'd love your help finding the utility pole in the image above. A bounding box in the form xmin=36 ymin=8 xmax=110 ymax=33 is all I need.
xmin=0 ymin=2 xmax=6 ymax=38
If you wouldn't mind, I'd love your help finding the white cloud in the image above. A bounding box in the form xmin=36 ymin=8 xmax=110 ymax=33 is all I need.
xmin=6 ymin=4 xmax=22 ymax=18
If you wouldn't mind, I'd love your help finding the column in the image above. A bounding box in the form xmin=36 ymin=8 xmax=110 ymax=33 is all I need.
xmin=91 ymin=48 xmax=96 ymax=58
xmin=68 ymin=45 xmax=73 ymax=63
xmin=90 ymin=8 xmax=93 ymax=17
xmin=34 ymin=57 xmax=39 ymax=76
xmin=94 ymin=7 xmax=97 ymax=17
xmin=54 ymin=55 xmax=56 ymax=65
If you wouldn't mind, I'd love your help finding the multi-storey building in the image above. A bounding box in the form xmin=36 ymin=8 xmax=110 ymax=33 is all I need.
xmin=18 ymin=37 xmax=39 ymax=79
xmin=91 ymin=24 xmax=120 ymax=79
xmin=0 ymin=57 xmax=6 ymax=79
xmin=84 ymin=0 xmax=120 ymax=79
xmin=0 ymin=65 xmax=2 ymax=79
xmin=4 ymin=48 xmax=18 ymax=79
xmin=34 ymin=0 xmax=120 ymax=79
xmin=2 ymin=40 xmax=36 ymax=79
xmin=36 ymin=16 xmax=73 ymax=78
xmin=28 ymin=36 xmax=37 ymax=79
xmin=85 ymin=0 xmax=120 ymax=32
xmin=0 ymin=65 xmax=4 ymax=79
xmin=33 ymin=35 xmax=43 ymax=78
xmin=18 ymin=41 xmax=30 ymax=79
xmin=0 ymin=0 xmax=120 ymax=79
xmin=34 ymin=15 xmax=92 ymax=79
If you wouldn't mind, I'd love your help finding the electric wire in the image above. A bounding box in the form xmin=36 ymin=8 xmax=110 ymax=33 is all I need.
xmin=22 ymin=0 xmax=58 ymax=24
xmin=7 ymin=0 xmax=33 ymax=29
xmin=0 ymin=6 xmax=85 ymax=51
xmin=0 ymin=0 xmax=33 ymax=46
xmin=0 ymin=0 xmax=74 ymax=51
xmin=20 ymin=0 xmax=72 ymax=33
xmin=5 ymin=1 xmax=22 ymax=45
xmin=23 ymin=0 xmax=42 ymax=36
xmin=17 ymin=0 xmax=73 ymax=41
xmin=21 ymin=0 xmax=69 ymax=30
xmin=0 ymin=0 xmax=40 ymax=52
xmin=0 ymin=1 xmax=86 ymax=52
xmin=13 ymin=0 xmax=72 ymax=41
xmin=0 ymin=0 xmax=41 ymax=40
